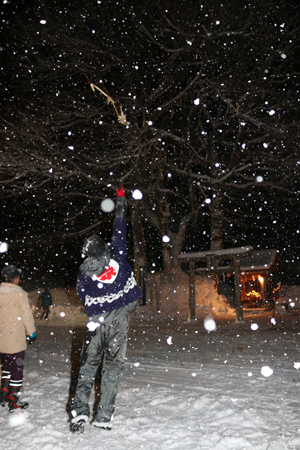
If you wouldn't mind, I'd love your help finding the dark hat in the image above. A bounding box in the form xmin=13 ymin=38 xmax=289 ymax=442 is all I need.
xmin=1 ymin=265 xmax=22 ymax=281
xmin=82 ymin=235 xmax=106 ymax=258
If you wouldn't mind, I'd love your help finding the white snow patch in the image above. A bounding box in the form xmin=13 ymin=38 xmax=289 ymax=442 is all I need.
xmin=1 ymin=306 xmax=300 ymax=449
xmin=8 ymin=412 xmax=28 ymax=427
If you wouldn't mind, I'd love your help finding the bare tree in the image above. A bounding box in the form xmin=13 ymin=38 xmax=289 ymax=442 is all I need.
xmin=1 ymin=0 xmax=299 ymax=274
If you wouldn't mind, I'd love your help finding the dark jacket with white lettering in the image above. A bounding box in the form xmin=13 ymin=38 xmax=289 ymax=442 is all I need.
xmin=77 ymin=217 xmax=141 ymax=317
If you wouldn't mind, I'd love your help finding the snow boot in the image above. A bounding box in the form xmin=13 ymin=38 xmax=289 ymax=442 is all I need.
xmin=70 ymin=415 xmax=89 ymax=433
xmin=7 ymin=380 xmax=28 ymax=413
xmin=0 ymin=371 xmax=11 ymax=406
xmin=93 ymin=415 xmax=114 ymax=430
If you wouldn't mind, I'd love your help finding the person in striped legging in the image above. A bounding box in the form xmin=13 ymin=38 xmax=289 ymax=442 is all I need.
xmin=0 ymin=265 xmax=36 ymax=412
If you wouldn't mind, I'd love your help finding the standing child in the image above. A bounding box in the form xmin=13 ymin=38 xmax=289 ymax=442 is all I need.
xmin=70 ymin=185 xmax=141 ymax=433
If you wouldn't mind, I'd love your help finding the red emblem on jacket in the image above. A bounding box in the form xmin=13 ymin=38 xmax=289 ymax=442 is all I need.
xmin=99 ymin=265 xmax=116 ymax=281
xmin=97 ymin=259 xmax=119 ymax=284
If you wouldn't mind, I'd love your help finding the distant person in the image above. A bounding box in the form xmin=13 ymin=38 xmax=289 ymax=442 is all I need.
xmin=70 ymin=185 xmax=141 ymax=433
xmin=0 ymin=265 xmax=36 ymax=412
xmin=40 ymin=288 xmax=52 ymax=320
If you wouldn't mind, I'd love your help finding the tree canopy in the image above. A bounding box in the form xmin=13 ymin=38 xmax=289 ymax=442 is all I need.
xmin=1 ymin=0 xmax=300 ymax=281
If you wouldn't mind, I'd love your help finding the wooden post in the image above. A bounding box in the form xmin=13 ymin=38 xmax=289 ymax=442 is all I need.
xmin=156 ymin=272 xmax=160 ymax=312
xmin=189 ymin=260 xmax=196 ymax=321
xmin=233 ymin=257 xmax=243 ymax=322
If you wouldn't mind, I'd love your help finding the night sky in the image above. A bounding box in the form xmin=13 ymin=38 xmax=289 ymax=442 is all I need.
xmin=1 ymin=0 xmax=300 ymax=286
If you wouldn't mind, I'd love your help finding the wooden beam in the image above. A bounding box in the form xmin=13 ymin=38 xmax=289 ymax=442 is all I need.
xmin=188 ymin=260 xmax=196 ymax=321
xmin=178 ymin=246 xmax=253 ymax=262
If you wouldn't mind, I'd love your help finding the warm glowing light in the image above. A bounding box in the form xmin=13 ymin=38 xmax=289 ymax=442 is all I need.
xmin=246 ymin=290 xmax=260 ymax=298
xmin=272 ymin=284 xmax=281 ymax=294
xmin=258 ymin=275 xmax=264 ymax=285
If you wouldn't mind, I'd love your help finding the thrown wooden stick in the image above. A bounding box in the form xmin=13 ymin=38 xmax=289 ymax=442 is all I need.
xmin=90 ymin=82 xmax=129 ymax=126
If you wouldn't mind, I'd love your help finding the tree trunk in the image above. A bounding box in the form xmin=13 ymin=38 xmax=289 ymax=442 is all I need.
xmin=209 ymin=191 xmax=224 ymax=251
xmin=170 ymin=212 xmax=192 ymax=268
xmin=162 ymin=241 xmax=173 ymax=273
xmin=130 ymin=202 xmax=146 ymax=270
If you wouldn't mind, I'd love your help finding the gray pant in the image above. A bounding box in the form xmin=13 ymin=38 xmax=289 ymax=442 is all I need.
xmin=72 ymin=314 xmax=129 ymax=422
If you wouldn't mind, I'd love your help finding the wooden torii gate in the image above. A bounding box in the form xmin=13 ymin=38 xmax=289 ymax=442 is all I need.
xmin=177 ymin=246 xmax=253 ymax=323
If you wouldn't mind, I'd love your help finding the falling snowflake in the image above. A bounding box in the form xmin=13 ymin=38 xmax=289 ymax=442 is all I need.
xmin=132 ymin=189 xmax=143 ymax=200
xmin=0 ymin=242 xmax=8 ymax=253
xmin=261 ymin=366 xmax=273 ymax=377
xmin=204 ymin=317 xmax=217 ymax=332
xmin=100 ymin=198 xmax=115 ymax=213
xmin=167 ymin=336 xmax=173 ymax=345
xmin=87 ymin=321 xmax=100 ymax=331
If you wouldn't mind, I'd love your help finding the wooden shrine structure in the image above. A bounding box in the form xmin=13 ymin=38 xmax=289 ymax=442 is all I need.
xmin=178 ymin=246 xmax=253 ymax=322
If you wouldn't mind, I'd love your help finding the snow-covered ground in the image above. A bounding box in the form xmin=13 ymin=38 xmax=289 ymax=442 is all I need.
xmin=1 ymin=310 xmax=300 ymax=450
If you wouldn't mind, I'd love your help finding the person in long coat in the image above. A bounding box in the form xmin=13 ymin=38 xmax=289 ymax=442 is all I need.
xmin=0 ymin=265 xmax=36 ymax=412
